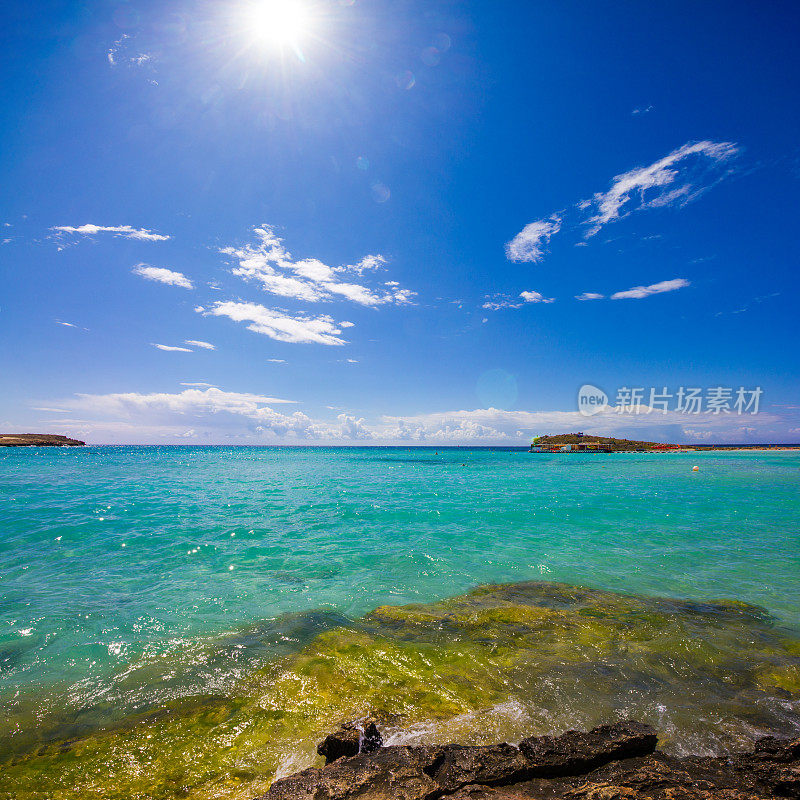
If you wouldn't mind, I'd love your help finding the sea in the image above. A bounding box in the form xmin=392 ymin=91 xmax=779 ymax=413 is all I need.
xmin=1 ymin=445 xmax=799 ymax=799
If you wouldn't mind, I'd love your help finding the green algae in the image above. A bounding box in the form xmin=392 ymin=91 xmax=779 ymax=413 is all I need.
xmin=1 ymin=581 xmax=799 ymax=800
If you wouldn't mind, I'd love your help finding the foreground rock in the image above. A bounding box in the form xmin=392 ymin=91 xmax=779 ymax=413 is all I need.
xmin=259 ymin=721 xmax=800 ymax=799
xmin=0 ymin=433 xmax=85 ymax=447
xmin=318 ymin=720 xmax=384 ymax=764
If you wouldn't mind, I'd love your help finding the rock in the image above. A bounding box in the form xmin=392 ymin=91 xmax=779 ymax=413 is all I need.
xmin=317 ymin=720 xmax=384 ymax=764
xmin=259 ymin=722 xmax=800 ymax=800
xmin=263 ymin=745 xmax=443 ymax=800
xmin=362 ymin=721 xmax=384 ymax=754
xmin=429 ymin=743 xmax=531 ymax=793
xmin=317 ymin=726 xmax=361 ymax=764
xmin=518 ymin=720 xmax=658 ymax=776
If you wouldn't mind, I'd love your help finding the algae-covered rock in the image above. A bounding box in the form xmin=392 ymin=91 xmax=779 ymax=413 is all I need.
xmin=0 ymin=581 xmax=798 ymax=800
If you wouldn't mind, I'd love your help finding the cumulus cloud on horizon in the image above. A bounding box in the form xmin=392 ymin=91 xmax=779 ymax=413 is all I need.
xmin=30 ymin=386 xmax=788 ymax=446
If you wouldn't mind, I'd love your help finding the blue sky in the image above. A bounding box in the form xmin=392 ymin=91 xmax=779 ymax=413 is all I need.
xmin=2 ymin=0 xmax=799 ymax=444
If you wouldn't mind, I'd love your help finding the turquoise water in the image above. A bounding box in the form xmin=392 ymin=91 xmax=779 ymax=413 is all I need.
xmin=3 ymin=446 xmax=799 ymax=691
xmin=1 ymin=446 xmax=799 ymax=798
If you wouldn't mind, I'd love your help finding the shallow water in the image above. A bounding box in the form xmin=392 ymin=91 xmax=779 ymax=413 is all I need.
xmin=1 ymin=446 xmax=799 ymax=798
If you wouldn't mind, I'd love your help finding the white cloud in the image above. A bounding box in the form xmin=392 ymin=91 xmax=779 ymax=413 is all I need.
xmin=378 ymin=405 xmax=783 ymax=444
xmin=519 ymin=290 xmax=554 ymax=304
xmin=68 ymin=387 xmax=296 ymax=416
xmin=505 ymin=217 xmax=561 ymax=263
xmin=184 ymin=340 xmax=216 ymax=350
xmin=583 ymin=141 xmax=738 ymax=237
xmin=52 ymin=224 xmax=170 ymax=242
xmin=505 ymin=141 xmax=738 ymax=265
xmin=348 ymin=254 xmax=387 ymax=275
xmin=108 ymin=35 xmax=153 ymax=68
xmin=267 ymin=359 xmax=286 ymax=363
xmin=221 ymin=225 xmax=415 ymax=307
xmin=132 ymin=264 xmax=193 ymax=289
xmin=153 ymin=344 xmax=193 ymax=352
xmin=336 ymin=414 xmax=373 ymax=439
xmin=26 ymin=390 xmax=793 ymax=445
xmin=576 ymin=292 xmax=605 ymax=301
xmin=483 ymin=290 xmax=554 ymax=310
xmin=203 ymin=300 xmax=350 ymax=346
xmin=42 ymin=387 xmax=380 ymax=443
xmin=611 ymin=278 xmax=690 ymax=300
xmin=107 ymin=35 xmax=128 ymax=65
xmin=180 ymin=382 xmax=217 ymax=387
xmin=632 ymin=105 xmax=653 ymax=115
xmin=56 ymin=320 xmax=76 ymax=327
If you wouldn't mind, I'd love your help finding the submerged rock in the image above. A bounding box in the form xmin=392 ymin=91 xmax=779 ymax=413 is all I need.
xmin=260 ymin=721 xmax=800 ymax=799
xmin=4 ymin=581 xmax=800 ymax=799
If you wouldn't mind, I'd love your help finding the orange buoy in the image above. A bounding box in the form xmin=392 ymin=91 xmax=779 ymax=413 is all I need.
xmin=692 ymin=466 xmax=699 ymax=471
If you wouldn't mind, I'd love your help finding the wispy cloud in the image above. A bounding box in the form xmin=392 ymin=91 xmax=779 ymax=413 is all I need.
xmin=583 ymin=141 xmax=738 ymax=237
xmin=107 ymin=34 xmax=153 ymax=68
xmin=55 ymin=319 xmax=89 ymax=330
xmin=505 ymin=217 xmax=561 ymax=263
xmin=611 ymin=277 xmax=690 ymax=300
xmin=483 ymin=290 xmax=554 ymax=310
xmin=184 ymin=339 xmax=216 ymax=350
xmin=267 ymin=358 xmax=287 ymax=363
xmin=506 ymin=140 xmax=738 ymax=261
xmin=132 ymin=264 xmax=193 ymax=288
xmin=575 ymin=292 xmax=605 ymax=301
xmin=180 ymin=382 xmax=217 ymax=388
xmin=153 ymin=344 xmax=193 ymax=352
xmin=221 ymin=225 xmax=415 ymax=307
xmin=52 ymin=224 xmax=170 ymax=242
xmin=203 ymin=300 xmax=350 ymax=346
xmin=631 ymin=105 xmax=653 ymax=115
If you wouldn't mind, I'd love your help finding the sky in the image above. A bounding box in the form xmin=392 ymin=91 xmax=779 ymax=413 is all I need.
xmin=1 ymin=0 xmax=799 ymax=444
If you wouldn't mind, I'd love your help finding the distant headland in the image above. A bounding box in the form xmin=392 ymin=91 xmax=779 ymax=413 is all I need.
xmin=0 ymin=434 xmax=85 ymax=447
xmin=531 ymin=433 xmax=800 ymax=452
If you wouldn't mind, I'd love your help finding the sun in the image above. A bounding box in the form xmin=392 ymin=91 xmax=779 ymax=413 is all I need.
xmin=246 ymin=0 xmax=311 ymax=48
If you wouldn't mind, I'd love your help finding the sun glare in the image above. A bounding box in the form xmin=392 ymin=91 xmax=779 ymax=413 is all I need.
xmin=246 ymin=0 xmax=311 ymax=48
